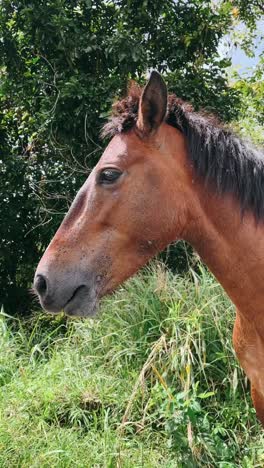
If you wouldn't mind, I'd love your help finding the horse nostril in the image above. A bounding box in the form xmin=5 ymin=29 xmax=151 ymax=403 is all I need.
xmin=34 ymin=274 xmax=48 ymax=297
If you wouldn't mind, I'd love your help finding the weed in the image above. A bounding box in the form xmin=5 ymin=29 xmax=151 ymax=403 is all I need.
xmin=0 ymin=263 xmax=263 ymax=467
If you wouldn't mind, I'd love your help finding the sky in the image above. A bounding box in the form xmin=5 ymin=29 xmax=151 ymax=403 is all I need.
xmin=219 ymin=19 xmax=264 ymax=76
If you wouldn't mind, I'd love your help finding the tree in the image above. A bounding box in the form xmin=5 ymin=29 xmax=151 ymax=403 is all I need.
xmin=0 ymin=0 xmax=256 ymax=313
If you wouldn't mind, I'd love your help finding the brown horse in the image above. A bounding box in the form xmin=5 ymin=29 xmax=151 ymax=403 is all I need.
xmin=34 ymin=71 xmax=264 ymax=425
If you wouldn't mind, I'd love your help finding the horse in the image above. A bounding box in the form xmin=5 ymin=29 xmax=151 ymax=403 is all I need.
xmin=34 ymin=71 xmax=264 ymax=425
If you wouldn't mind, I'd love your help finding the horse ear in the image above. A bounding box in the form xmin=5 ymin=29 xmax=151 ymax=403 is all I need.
xmin=137 ymin=71 xmax=167 ymax=136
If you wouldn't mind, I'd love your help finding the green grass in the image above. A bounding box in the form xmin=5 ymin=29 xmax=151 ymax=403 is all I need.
xmin=0 ymin=263 xmax=263 ymax=467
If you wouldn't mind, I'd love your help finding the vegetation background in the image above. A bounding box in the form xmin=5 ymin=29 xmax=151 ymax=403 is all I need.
xmin=0 ymin=0 xmax=264 ymax=466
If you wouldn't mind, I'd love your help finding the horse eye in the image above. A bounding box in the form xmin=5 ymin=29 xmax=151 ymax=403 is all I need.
xmin=98 ymin=168 xmax=122 ymax=185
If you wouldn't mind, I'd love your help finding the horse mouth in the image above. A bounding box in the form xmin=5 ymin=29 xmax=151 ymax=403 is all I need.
xmin=63 ymin=284 xmax=98 ymax=317
xmin=64 ymin=285 xmax=86 ymax=308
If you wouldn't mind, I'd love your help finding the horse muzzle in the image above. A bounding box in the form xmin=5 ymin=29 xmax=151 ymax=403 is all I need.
xmin=33 ymin=269 xmax=99 ymax=317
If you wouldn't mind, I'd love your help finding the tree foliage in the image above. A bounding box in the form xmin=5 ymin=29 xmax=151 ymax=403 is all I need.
xmin=0 ymin=0 xmax=262 ymax=313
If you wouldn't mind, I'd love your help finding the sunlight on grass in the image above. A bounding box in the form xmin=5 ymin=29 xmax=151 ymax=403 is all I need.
xmin=0 ymin=263 xmax=263 ymax=467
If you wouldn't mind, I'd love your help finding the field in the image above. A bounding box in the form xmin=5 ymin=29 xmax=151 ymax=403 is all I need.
xmin=0 ymin=264 xmax=263 ymax=467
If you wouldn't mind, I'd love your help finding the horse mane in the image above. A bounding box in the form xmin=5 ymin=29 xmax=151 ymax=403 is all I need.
xmin=102 ymin=83 xmax=264 ymax=220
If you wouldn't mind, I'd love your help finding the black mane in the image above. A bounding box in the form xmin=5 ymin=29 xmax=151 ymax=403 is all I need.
xmin=102 ymin=84 xmax=264 ymax=220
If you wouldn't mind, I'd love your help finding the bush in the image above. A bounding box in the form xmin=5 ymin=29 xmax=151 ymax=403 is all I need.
xmin=0 ymin=0 xmax=243 ymax=313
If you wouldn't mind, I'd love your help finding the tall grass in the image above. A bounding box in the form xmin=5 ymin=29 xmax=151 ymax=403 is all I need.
xmin=0 ymin=263 xmax=263 ymax=467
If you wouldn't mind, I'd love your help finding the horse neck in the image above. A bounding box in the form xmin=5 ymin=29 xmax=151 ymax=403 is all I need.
xmin=184 ymin=184 xmax=264 ymax=330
